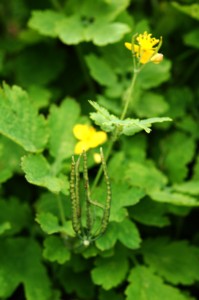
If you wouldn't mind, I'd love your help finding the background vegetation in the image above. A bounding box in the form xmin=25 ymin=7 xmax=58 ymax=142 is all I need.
xmin=0 ymin=0 xmax=199 ymax=299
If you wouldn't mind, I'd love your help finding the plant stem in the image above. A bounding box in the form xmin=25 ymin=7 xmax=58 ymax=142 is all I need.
xmin=56 ymin=194 xmax=66 ymax=225
xmin=91 ymin=71 xmax=138 ymax=191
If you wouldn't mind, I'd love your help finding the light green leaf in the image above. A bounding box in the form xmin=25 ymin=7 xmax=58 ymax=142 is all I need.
xmin=28 ymin=85 xmax=51 ymax=109
xmin=125 ymin=266 xmax=189 ymax=300
xmin=48 ymin=98 xmax=80 ymax=162
xmin=85 ymin=54 xmax=117 ymax=86
xmin=36 ymin=212 xmax=62 ymax=234
xmin=172 ymin=2 xmax=199 ymax=20
xmin=91 ymin=247 xmax=129 ymax=289
xmin=0 ymin=238 xmax=52 ymax=300
xmin=118 ymin=218 xmax=141 ymax=249
xmin=95 ymin=222 xmax=118 ymax=251
xmin=28 ymin=10 xmax=64 ymax=37
xmin=0 ymin=222 xmax=11 ymax=235
xmin=43 ymin=236 xmax=71 ymax=264
xmin=142 ymin=238 xmax=199 ymax=285
xmin=21 ymin=154 xmax=69 ymax=194
xmin=150 ymin=189 xmax=199 ymax=207
xmin=0 ymin=83 xmax=48 ymax=152
xmin=173 ymin=180 xmax=199 ymax=196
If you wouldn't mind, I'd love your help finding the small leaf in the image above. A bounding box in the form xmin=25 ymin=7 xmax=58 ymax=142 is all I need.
xmin=142 ymin=238 xmax=199 ymax=285
xmin=0 ymin=83 xmax=48 ymax=152
xmin=125 ymin=266 xmax=189 ymax=300
xmin=36 ymin=212 xmax=61 ymax=234
xmin=0 ymin=222 xmax=11 ymax=235
xmin=43 ymin=236 xmax=71 ymax=264
xmin=118 ymin=218 xmax=141 ymax=249
xmin=173 ymin=180 xmax=199 ymax=196
xmin=184 ymin=28 xmax=199 ymax=48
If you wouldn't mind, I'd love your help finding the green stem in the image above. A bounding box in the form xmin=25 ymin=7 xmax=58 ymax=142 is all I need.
xmin=56 ymin=194 xmax=66 ymax=226
xmin=91 ymin=71 xmax=138 ymax=191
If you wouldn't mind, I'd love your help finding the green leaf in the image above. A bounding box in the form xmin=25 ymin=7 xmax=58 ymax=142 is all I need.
xmin=149 ymin=189 xmax=199 ymax=207
xmin=28 ymin=85 xmax=51 ymax=109
xmin=0 ymin=238 xmax=52 ymax=300
xmin=118 ymin=218 xmax=141 ymax=249
xmin=172 ymin=2 xmax=199 ymax=20
xmin=160 ymin=131 xmax=195 ymax=182
xmin=91 ymin=247 xmax=129 ymax=289
xmin=21 ymin=154 xmax=69 ymax=194
xmin=43 ymin=236 xmax=71 ymax=264
xmin=0 ymin=83 xmax=48 ymax=152
xmin=28 ymin=10 xmax=64 ymax=37
xmin=137 ymin=59 xmax=171 ymax=89
xmin=0 ymin=198 xmax=31 ymax=235
xmin=0 ymin=222 xmax=11 ymax=235
xmin=130 ymin=198 xmax=170 ymax=227
xmin=184 ymin=28 xmax=199 ymax=48
xmin=85 ymin=54 xmax=117 ymax=86
xmin=99 ymin=289 xmax=124 ymax=300
xmin=0 ymin=136 xmax=25 ymax=183
xmin=125 ymin=160 xmax=168 ymax=193
xmin=125 ymin=266 xmax=189 ymax=300
xmin=48 ymin=98 xmax=80 ymax=162
xmin=134 ymin=92 xmax=169 ymax=118
xmin=173 ymin=180 xmax=199 ymax=196
xmin=142 ymin=238 xmax=199 ymax=285
xmin=95 ymin=222 xmax=118 ymax=251
xmin=36 ymin=212 xmax=62 ymax=234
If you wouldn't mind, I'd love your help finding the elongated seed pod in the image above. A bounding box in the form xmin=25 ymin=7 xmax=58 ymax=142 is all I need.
xmin=100 ymin=147 xmax=111 ymax=234
xmin=70 ymin=156 xmax=82 ymax=236
xmin=83 ymin=150 xmax=92 ymax=235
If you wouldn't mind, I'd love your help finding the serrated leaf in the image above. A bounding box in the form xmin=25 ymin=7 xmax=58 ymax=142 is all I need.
xmin=91 ymin=247 xmax=129 ymax=289
xmin=21 ymin=154 xmax=69 ymax=194
xmin=125 ymin=266 xmax=189 ymax=300
xmin=0 ymin=238 xmax=52 ymax=300
xmin=0 ymin=83 xmax=48 ymax=152
xmin=149 ymin=189 xmax=199 ymax=207
xmin=28 ymin=10 xmax=64 ymax=37
xmin=48 ymin=98 xmax=80 ymax=162
xmin=43 ymin=236 xmax=71 ymax=264
xmin=85 ymin=54 xmax=117 ymax=86
xmin=36 ymin=212 xmax=62 ymax=234
xmin=142 ymin=238 xmax=199 ymax=285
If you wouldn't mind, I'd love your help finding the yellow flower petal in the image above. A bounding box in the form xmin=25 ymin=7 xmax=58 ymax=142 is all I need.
xmin=88 ymin=131 xmax=107 ymax=148
xmin=73 ymin=124 xmax=95 ymax=140
xmin=74 ymin=141 xmax=90 ymax=154
xmin=124 ymin=42 xmax=132 ymax=50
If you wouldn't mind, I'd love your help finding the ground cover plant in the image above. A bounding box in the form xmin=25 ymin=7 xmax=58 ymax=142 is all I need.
xmin=0 ymin=0 xmax=199 ymax=299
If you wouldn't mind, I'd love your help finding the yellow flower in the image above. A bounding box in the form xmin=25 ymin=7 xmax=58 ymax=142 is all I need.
xmin=73 ymin=124 xmax=107 ymax=154
xmin=125 ymin=31 xmax=163 ymax=64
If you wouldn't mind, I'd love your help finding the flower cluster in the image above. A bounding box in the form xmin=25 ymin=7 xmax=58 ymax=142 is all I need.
xmin=125 ymin=31 xmax=163 ymax=64
xmin=73 ymin=124 xmax=107 ymax=154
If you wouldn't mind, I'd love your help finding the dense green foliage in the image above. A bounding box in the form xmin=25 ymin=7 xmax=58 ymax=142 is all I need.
xmin=0 ymin=0 xmax=199 ymax=299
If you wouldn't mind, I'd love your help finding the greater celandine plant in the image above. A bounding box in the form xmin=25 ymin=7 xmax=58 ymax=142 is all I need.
xmin=70 ymin=31 xmax=170 ymax=246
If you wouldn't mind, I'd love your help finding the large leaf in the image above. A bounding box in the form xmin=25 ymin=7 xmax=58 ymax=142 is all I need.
xmin=43 ymin=236 xmax=71 ymax=264
xmin=142 ymin=238 xmax=199 ymax=285
xmin=48 ymin=98 xmax=80 ymax=162
xmin=0 ymin=83 xmax=48 ymax=152
xmin=125 ymin=266 xmax=189 ymax=300
xmin=0 ymin=238 xmax=52 ymax=300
